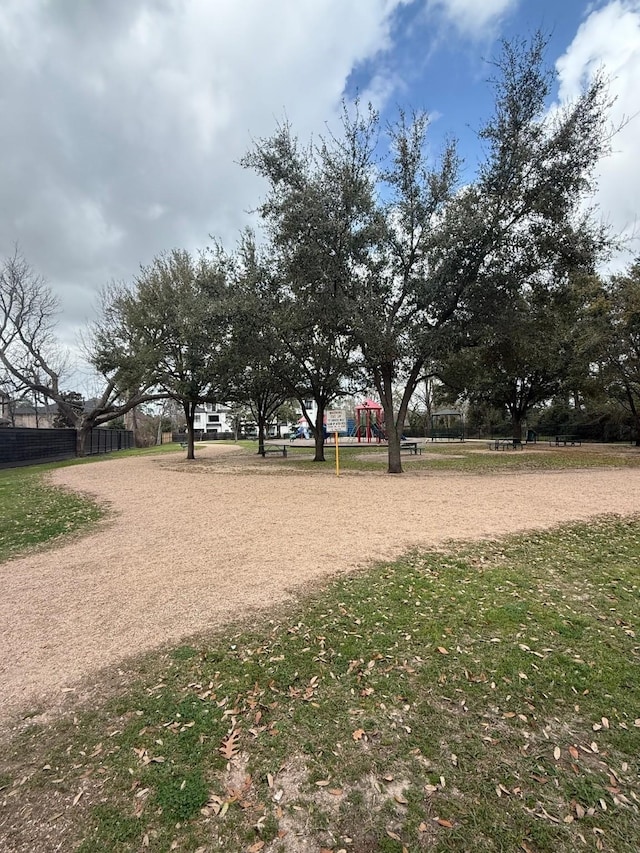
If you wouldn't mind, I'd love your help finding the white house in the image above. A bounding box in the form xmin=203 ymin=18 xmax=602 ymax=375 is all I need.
xmin=192 ymin=402 xmax=235 ymax=436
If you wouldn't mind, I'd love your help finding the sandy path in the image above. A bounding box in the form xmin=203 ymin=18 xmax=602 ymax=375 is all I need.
xmin=2 ymin=445 xmax=640 ymax=723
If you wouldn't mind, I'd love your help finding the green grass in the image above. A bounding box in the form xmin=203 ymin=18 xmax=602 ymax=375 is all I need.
xmin=0 ymin=465 xmax=104 ymax=562
xmin=1 ymin=515 xmax=639 ymax=852
xmin=0 ymin=442 xmax=200 ymax=563
xmin=286 ymin=439 xmax=640 ymax=474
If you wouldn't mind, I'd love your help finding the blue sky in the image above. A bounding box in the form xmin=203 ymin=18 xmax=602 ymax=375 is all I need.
xmin=346 ymin=0 xmax=634 ymax=179
xmin=0 ymin=0 xmax=638 ymax=388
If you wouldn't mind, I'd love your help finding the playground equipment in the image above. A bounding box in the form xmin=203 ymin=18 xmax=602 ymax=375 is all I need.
xmin=353 ymin=398 xmax=386 ymax=443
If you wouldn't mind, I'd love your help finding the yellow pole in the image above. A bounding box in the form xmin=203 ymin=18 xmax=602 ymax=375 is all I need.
xmin=335 ymin=431 xmax=340 ymax=477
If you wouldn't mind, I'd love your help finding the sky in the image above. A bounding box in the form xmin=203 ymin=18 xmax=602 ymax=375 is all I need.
xmin=1 ymin=0 xmax=639 ymax=388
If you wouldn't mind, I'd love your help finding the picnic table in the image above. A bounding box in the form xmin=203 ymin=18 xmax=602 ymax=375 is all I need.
xmin=488 ymin=438 xmax=523 ymax=451
xmin=400 ymin=441 xmax=422 ymax=455
xmin=259 ymin=444 xmax=288 ymax=458
xmin=549 ymin=436 xmax=582 ymax=446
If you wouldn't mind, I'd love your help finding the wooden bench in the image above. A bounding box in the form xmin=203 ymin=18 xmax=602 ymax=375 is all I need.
xmin=179 ymin=441 xmax=188 ymax=449
xmin=400 ymin=441 xmax=422 ymax=455
xmin=259 ymin=444 xmax=288 ymax=458
xmin=549 ymin=436 xmax=582 ymax=446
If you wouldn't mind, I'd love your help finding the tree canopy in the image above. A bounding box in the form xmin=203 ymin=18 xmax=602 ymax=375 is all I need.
xmin=2 ymin=34 xmax=628 ymax=464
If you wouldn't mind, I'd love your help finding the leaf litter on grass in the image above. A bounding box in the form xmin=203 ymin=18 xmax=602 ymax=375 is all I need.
xmin=0 ymin=515 xmax=639 ymax=852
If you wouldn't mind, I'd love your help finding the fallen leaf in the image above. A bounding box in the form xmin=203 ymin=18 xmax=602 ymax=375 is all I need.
xmin=329 ymin=788 xmax=343 ymax=796
xmin=394 ymin=793 xmax=408 ymax=805
xmin=72 ymin=791 xmax=83 ymax=806
xmin=553 ymin=746 xmax=561 ymax=761
xmin=352 ymin=729 xmax=365 ymax=741
xmin=436 ymin=818 xmax=453 ymax=828
xmin=315 ymin=779 xmax=330 ymax=787
xmin=437 ymin=647 xmax=449 ymax=655
xmin=569 ymin=746 xmax=579 ymax=760
xmin=219 ymin=729 xmax=241 ymax=760
xmin=247 ymin=842 xmax=265 ymax=853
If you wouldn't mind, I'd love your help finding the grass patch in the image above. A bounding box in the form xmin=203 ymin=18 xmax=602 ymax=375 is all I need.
xmin=0 ymin=466 xmax=103 ymax=563
xmin=1 ymin=515 xmax=639 ymax=851
xmin=0 ymin=441 xmax=199 ymax=563
xmin=268 ymin=438 xmax=640 ymax=475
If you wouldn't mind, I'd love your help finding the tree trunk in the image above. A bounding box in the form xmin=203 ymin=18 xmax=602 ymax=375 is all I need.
xmin=156 ymin=400 xmax=165 ymax=446
xmin=386 ymin=422 xmax=403 ymax=474
xmin=375 ymin=360 xmax=423 ymax=475
xmin=131 ymin=405 xmax=140 ymax=447
xmin=375 ymin=365 xmax=403 ymax=474
xmin=313 ymin=404 xmax=325 ymax=462
xmin=183 ymin=401 xmax=196 ymax=459
xmin=76 ymin=424 xmax=89 ymax=457
xmin=257 ymin=414 xmax=267 ymax=456
xmin=512 ymin=415 xmax=523 ymax=443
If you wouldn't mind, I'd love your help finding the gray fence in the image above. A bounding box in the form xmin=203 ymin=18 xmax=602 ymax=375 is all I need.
xmin=0 ymin=427 xmax=134 ymax=469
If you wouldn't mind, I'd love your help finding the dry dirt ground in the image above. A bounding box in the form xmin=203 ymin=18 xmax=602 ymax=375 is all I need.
xmin=2 ymin=443 xmax=640 ymax=727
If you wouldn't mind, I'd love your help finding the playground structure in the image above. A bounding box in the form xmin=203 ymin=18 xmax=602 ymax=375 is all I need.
xmin=353 ymin=398 xmax=386 ymax=443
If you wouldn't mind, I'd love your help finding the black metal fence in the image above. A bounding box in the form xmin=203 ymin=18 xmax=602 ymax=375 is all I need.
xmin=0 ymin=428 xmax=134 ymax=469
xmin=81 ymin=429 xmax=134 ymax=456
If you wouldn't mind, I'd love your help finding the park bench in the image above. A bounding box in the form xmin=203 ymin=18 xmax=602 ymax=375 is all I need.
xmin=549 ymin=435 xmax=582 ymax=446
xmin=400 ymin=441 xmax=422 ymax=455
xmin=179 ymin=440 xmax=188 ymax=449
xmin=259 ymin=444 xmax=288 ymax=458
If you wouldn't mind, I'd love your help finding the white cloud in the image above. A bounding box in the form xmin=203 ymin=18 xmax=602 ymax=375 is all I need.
xmin=425 ymin=0 xmax=518 ymax=38
xmin=555 ymin=0 xmax=640 ymax=268
xmin=0 ymin=0 xmax=407 ymax=354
